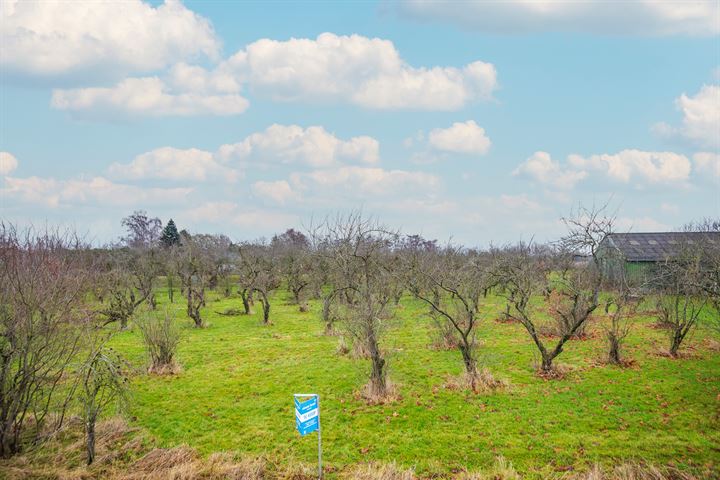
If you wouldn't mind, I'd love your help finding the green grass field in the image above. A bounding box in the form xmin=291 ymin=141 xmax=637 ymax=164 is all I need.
xmin=108 ymin=288 xmax=720 ymax=478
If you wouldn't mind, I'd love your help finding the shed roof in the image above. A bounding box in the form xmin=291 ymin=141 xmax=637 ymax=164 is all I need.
xmin=600 ymin=232 xmax=720 ymax=262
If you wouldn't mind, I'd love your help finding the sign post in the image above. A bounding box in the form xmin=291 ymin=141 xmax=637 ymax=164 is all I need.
xmin=294 ymin=393 xmax=322 ymax=479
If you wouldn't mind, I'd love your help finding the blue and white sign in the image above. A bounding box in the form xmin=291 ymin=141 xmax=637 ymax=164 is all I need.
xmin=295 ymin=395 xmax=319 ymax=436
xmin=294 ymin=393 xmax=322 ymax=478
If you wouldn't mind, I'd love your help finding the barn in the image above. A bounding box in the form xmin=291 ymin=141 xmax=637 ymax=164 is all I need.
xmin=597 ymin=231 xmax=720 ymax=285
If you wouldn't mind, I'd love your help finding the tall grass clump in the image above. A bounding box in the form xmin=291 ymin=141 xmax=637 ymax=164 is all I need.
xmin=135 ymin=309 xmax=181 ymax=375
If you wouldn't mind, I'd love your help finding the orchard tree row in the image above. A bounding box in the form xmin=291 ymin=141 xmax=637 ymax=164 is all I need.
xmin=1 ymin=207 xmax=718 ymax=461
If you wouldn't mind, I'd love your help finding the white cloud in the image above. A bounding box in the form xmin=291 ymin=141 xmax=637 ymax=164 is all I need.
xmin=48 ymin=32 xmax=497 ymax=115
xmin=512 ymin=151 xmax=587 ymax=189
xmin=2 ymin=175 xmax=192 ymax=208
xmin=0 ymin=152 xmax=18 ymax=175
xmin=1 ymin=0 xmax=219 ymax=79
xmin=108 ymin=147 xmax=239 ymax=182
xmin=290 ymin=166 xmax=440 ymax=197
xmin=223 ymin=33 xmax=497 ymax=110
xmin=694 ymin=152 xmax=720 ymax=178
xmin=655 ymin=85 xmax=720 ymax=148
xmin=395 ymin=0 xmax=720 ymax=36
xmin=252 ymin=180 xmax=297 ymax=205
xmin=51 ymin=77 xmax=249 ymax=117
xmin=167 ymin=62 xmax=241 ymax=94
xmin=514 ymin=149 xmax=692 ymax=189
xmin=427 ymin=120 xmax=491 ymax=155
xmin=218 ymin=124 xmax=379 ymax=167
xmin=568 ymin=149 xmax=691 ymax=184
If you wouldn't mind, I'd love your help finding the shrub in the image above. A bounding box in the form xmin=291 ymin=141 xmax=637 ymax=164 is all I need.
xmin=135 ymin=310 xmax=181 ymax=374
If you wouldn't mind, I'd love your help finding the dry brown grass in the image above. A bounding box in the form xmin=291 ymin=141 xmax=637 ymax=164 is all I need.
xmin=350 ymin=338 xmax=372 ymax=360
xmin=344 ymin=461 xmax=415 ymax=480
xmin=455 ymin=456 xmax=521 ymax=480
xmin=563 ymin=462 xmax=702 ymax=480
xmin=444 ymin=369 xmax=509 ymax=393
xmin=336 ymin=335 xmax=350 ymax=355
xmin=534 ymin=361 xmax=574 ymax=380
xmin=147 ymin=360 xmax=183 ymax=375
xmin=121 ymin=447 xmax=266 ymax=480
xmin=704 ymin=338 xmax=720 ymax=352
xmin=358 ymin=380 xmax=401 ymax=405
xmin=0 ymin=419 xmax=711 ymax=480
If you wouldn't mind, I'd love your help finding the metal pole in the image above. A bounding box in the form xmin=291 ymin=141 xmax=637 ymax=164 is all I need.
xmin=316 ymin=394 xmax=322 ymax=479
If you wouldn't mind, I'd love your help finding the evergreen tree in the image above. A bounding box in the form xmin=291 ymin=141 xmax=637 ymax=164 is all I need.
xmin=160 ymin=219 xmax=181 ymax=248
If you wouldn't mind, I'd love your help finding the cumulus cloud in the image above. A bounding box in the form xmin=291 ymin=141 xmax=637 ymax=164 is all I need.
xmin=0 ymin=152 xmax=18 ymax=175
xmin=218 ymin=124 xmax=379 ymax=167
xmin=252 ymin=180 xmax=298 ymax=205
xmin=1 ymin=0 xmax=219 ymax=79
xmin=108 ymin=147 xmax=239 ymax=182
xmin=694 ymin=152 xmax=720 ymax=178
xmin=427 ymin=120 xmax=491 ymax=155
xmin=1 ymin=175 xmax=192 ymax=208
xmin=514 ymin=149 xmax=692 ymax=189
xmin=395 ymin=0 xmax=720 ymax=36
xmin=222 ymin=33 xmax=497 ymax=110
xmin=47 ymin=32 xmax=496 ymax=115
xmin=512 ymin=151 xmax=588 ymax=189
xmin=568 ymin=150 xmax=692 ymax=184
xmin=655 ymin=85 xmax=720 ymax=148
xmin=290 ymin=166 xmax=440 ymax=198
xmin=51 ymin=77 xmax=249 ymax=117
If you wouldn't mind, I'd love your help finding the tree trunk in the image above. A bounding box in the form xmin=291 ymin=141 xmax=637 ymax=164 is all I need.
xmin=186 ymin=286 xmax=193 ymax=319
xmin=459 ymin=339 xmax=478 ymax=390
xmin=669 ymin=330 xmax=682 ymax=357
xmin=322 ymin=293 xmax=334 ymax=334
xmin=260 ymin=291 xmax=271 ymax=324
xmin=459 ymin=343 xmax=477 ymax=377
xmin=86 ymin=417 xmax=96 ymax=465
xmin=0 ymin=420 xmax=18 ymax=458
xmin=189 ymin=289 xmax=203 ymax=327
xmin=167 ymin=277 xmax=174 ymax=303
xmin=540 ymin=354 xmax=554 ymax=373
xmin=608 ymin=339 xmax=621 ymax=364
xmin=367 ymin=332 xmax=386 ymax=397
xmin=149 ymin=293 xmax=157 ymax=310
xmin=240 ymin=290 xmax=252 ymax=315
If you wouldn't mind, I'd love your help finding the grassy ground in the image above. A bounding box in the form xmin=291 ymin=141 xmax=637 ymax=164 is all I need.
xmin=99 ymin=287 xmax=720 ymax=479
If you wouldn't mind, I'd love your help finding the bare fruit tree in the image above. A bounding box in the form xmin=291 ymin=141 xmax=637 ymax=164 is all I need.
xmin=235 ymin=244 xmax=260 ymax=315
xmin=238 ymin=242 xmax=279 ymax=324
xmin=550 ymin=203 xmax=615 ymax=338
xmin=97 ymin=268 xmax=141 ymax=329
xmin=79 ymin=342 xmax=128 ymax=465
xmin=175 ymin=234 xmax=218 ymax=328
xmin=121 ymin=210 xmax=162 ymax=249
xmin=655 ymin=245 xmax=707 ymax=357
xmin=683 ymin=219 xmax=720 ymax=337
xmin=314 ymin=213 xmax=399 ymax=400
xmin=0 ymin=225 xmax=93 ymax=457
xmin=273 ymin=229 xmax=314 ymax=311
xmin=406 ymin=245 xmax=493 ymax=391
xmin=603 ymin=289 xmax=640 ymax=365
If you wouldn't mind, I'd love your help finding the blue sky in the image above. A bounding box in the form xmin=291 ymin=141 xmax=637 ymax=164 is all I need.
xmin=1 ymin=0 xmax=718 ymax=246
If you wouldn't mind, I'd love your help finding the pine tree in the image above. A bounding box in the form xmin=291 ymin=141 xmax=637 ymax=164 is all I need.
xmin=160 ymin=219 xmax=181 ymax=248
